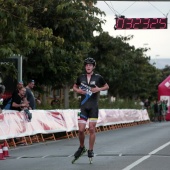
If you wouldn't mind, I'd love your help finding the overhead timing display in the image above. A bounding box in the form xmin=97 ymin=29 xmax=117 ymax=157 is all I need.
xmin=115 ymin=17 xmax=168 ymax=30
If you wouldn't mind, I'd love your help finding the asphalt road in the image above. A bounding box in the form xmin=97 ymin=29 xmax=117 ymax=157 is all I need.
xmin=1 ymin=121 xmax=170 ymax=170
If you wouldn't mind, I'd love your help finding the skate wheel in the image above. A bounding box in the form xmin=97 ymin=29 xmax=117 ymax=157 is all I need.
xmin=72 ymin=157 xmax=78 ymax=164
xmin=89 ymin=157 xmax=93 ymax=164
xmin=72 ymin=159 xmax=76 ymax=164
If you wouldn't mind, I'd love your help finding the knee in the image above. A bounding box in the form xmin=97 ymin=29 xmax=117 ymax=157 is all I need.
xmin=89 ymin=127 xmax=95 ymax=134
xmin=79 ymin=129 xmax=85 ymax=134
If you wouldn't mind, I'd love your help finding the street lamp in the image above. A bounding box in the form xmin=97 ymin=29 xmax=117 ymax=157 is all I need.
xmin=143 ymin=43 xmax=149 ymax=47
xmin=143 ymin=43 xmax=149 ymax=50
xmin=18 ymin=55 xmax=23 ymax=82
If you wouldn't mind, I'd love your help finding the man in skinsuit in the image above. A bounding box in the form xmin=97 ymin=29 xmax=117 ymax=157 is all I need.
xmin=73 ymin=57 xmax=109 ymax=159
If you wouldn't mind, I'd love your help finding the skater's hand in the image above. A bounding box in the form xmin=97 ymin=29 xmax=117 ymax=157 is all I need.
xmin=91 ymin=85 xmax=101 ymax=93
xmin=73 ymin=84 xmax=86 ymax=95
xmin=76 ymin=88 xmax=87 ymax=95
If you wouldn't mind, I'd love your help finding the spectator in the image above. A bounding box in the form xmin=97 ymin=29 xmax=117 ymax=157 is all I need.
xmin=0 ymin=84 xmax=5 ymax=98
xmin=152 ymin=100 xmax=159 ymax=122
xmin=10 ymin=87 xmax=29 ymax=111
xmin=12 ymin=81 xmax=24 ymax=98
xmin=26 ymin=80 xmax=41 ymax=109
xmin=51 ymin=95 xmax=60 ymax=107
xmin=10 ymin=86 xmax=31 ymax=144
xmin=2 ymin=81 xmax=25 ymax=110
xmin=158 ymin=100 xmax=162 ymax=122
xmin=0 ymin=84 xmax=5 ymax=112
xmin=161 ymin=100 xmax=167 ymax=121
xmin=144 ymin=99 xmax=150 ymax=110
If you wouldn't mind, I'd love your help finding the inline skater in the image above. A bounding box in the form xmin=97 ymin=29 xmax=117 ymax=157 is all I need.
xmin=72 ymin=57 xmax=109 ymax=163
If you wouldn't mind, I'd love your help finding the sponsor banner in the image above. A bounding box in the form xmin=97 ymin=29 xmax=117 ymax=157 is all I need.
xmin=0 ymin=109 xmax=149 ymax=140
xmin=0 ymin=110 xmax=66 ymax=140
xmin=61 ymin=109 xmax=78 ymax=132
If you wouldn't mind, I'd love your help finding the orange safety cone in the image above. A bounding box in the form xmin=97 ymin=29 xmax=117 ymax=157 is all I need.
xmin=0 ymin=144 xmax=6 ymax=160
xmin=2 ymin=141 xmax=10 ymax=157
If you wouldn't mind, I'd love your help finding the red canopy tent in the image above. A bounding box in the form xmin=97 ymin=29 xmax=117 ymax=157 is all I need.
xmin=158 ymin=75 xmax=170 ymax=121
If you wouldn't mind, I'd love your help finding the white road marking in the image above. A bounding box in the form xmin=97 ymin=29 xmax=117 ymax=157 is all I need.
xmin=16 ymin=155 xmax=25 ymax=159
xmin=42 ymin=155 xmax=49 ymax=158
xmin=122 ymin=141 xmax=170 ymax=170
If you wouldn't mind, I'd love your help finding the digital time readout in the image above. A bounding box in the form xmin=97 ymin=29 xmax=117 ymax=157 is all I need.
xmin=115 ymin=18 xmax=168 ymax=30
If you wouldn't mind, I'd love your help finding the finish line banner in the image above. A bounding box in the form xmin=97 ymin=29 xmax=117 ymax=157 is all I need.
xmin=0 ymin=109 xmax=149 ymax=140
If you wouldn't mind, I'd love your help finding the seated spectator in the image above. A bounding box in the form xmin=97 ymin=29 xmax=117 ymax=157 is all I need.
xmin=3 ymin=81 xmax=24 ymax=110
xmin=12 ymin=81 xmax=24 ymax=98
xmin=10 ymin=87 xmax=29 ymax=111
xmin=11 ymin=86 xmax=32 ymax=122
xmin=10 ymin=86 xmax=31 ymax=144
xmin=0 ymin=84 xmax=5 ymax=98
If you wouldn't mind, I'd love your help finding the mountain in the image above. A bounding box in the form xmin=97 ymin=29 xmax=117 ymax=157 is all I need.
xmin=150 ymin=58 xmax=170 ymax=69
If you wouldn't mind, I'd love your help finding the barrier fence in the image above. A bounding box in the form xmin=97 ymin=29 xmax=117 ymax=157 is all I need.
xmin=0 ymin=109 xmax=150 ymax=147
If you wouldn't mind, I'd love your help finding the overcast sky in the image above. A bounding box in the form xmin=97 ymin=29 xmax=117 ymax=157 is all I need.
xmin=95 ymin=1 xmax=170 ymax=59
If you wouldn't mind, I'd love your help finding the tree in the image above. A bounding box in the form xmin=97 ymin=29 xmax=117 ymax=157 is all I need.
xmin=1 ymin=1 xmax=163 ymax=107
xmin=160 ymin=65 xmax=170 ymax=81
xmin=0 ymin=0 xmax=62 ymax=58
xmin=22 ymin=0 xmax=105 ymax=107
xmin=90 ymin=32 xmax=161 ymax=100
xmin=23 ymin=0 xmax=105 ymax=84
xmin=0 ymin=0 xmax=63 ymax=91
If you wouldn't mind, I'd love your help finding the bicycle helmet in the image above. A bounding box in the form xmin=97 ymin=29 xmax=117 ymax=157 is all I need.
xmin=84 ymin=57 xmax=96 ymax=66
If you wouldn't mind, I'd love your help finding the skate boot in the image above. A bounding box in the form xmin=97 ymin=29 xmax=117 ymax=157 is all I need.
xmin=72 ymin=146 xmax=87 ymax=164
xmin=88 ymin=150 xmax=94 ymax=164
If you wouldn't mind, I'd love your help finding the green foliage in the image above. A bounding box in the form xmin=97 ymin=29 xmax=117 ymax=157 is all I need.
xmin=99 ymin=98 xmax=141 ymax=109
xmin=0 ymin=0 xmax=63 ymax=58
xmin=20 ymin=0 xmax=105 ymax=88
xmin=90 ymin=32 xmax=161 ymax=100
xmin=37 ymin=97 xmax=142 ymax=110
xmin=0 ymin=59 xmax=17 ymax=80
xmin=160 ymin=65 xmax=170 ymax=82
